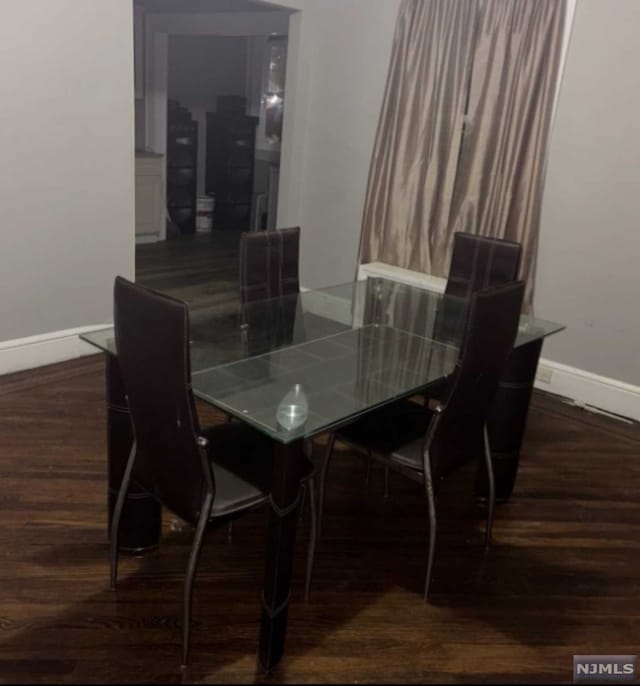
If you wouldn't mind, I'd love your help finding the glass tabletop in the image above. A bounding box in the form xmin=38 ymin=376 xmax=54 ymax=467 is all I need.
xmin=81 ymin=278 xmax=564 ymax=443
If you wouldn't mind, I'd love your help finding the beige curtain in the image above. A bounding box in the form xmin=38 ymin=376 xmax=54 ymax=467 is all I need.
xmin=359 ymin=0 xmax=479 ymax=275
xmin=448 ymin=0 xmax=565 ymax=307
xmin=359 ymin=0 xmax=565 ymax=307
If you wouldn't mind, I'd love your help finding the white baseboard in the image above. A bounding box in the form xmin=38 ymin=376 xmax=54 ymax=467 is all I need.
xmin=135 ymin=233 xmax=161 ymax=245
xmin=535 ymin=359 xmax=640 ymax=422
xmin=0 ymin=325 xmax=110 ymax=377
xmin=300 ymin=286 xmax=354 ymax=325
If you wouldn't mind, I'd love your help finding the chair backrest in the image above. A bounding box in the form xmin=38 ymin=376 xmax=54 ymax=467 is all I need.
xmin=430 ymin=281 xmax=525 ymax=477
xmin=113 ymin=276 xmax=210 ymax=524
xmin=239 ymin=227 xmax=300 ymax=305
xmin=445 ymin=280 xmax=524 ymax=419
xmin=445 ymin=232 xmax=522 ymax=298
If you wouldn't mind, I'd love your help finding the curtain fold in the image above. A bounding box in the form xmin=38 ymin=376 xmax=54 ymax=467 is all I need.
xmin=358 ymin=0 xmax=566 ymax=307
xmin=359 ymin=0 xmax=479 ymax=275
xmin=448 ymin=0 xmax=565 ymax=308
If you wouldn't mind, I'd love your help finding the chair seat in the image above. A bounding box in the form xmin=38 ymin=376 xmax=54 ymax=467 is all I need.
xmin=336 ymin=398 xmax=430 ymax=456
xmin=389 ymin=437 xmax=426 ymax=471
xmin=392 ymin=414 xmax=485 ymax=479
xmin=422 ymin=376 xmax=448 ymax=402
xmin=202 ymin=422 xmax=313 ymax=518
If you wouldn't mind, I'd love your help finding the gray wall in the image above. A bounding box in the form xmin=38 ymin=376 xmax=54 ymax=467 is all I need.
xmin=168 ymin=35 xmax=248 ymax=104
xmin=0 ymin=1 xmax=135 ymax=343
xmin=278 ymin=0 xmax=402 ymax=288
xmin=536 ymin=0 xmax=640 ymax=385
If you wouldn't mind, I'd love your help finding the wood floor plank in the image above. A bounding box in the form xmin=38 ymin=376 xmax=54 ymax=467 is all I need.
xmin=135 ymin=232 xmax=242 ymax=317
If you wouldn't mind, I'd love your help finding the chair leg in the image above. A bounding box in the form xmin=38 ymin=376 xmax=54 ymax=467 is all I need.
xmin=110 ymin=443 xmax=137 ymax=591
xmin=304 ymin=477 xmax=318 ymax=601
xmin=383 ymin=466 xmax=390 ymax=500
xmin=424 ymin=458 xmax=437 ymax=603
xmin=182 ymin=497 xmax=212 ymax=668
xmin=318 ymin=433 xmax=336 ymax=539
xmin=483 ymin=425 xmax=496 ymax=549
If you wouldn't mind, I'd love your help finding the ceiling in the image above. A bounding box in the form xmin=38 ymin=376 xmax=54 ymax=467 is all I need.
xmin=136 ymin=0 xmax=283 ymax=13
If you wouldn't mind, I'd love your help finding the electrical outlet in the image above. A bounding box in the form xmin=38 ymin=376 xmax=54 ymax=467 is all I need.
xmin=536 ymin=365 xmax=553 ymax=384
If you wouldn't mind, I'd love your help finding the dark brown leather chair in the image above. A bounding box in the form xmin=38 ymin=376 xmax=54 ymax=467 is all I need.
xmin=236 ymin=227 xmax=316 ymax=564
xmin=429 ymin=232 xmax=522 ymax=347
xmin=239 ymin=227 xmax=301 ymax=304
xmin=109 ymin=276 xmax=313 ymax=665
xmin=238 ymin=226 xmax=302 ymax=357
xmin=371 ymin=233 xmax=522 ymax=495
xmin=313 ymin=281 xmax=525 ymax=600
xmin=445 ymin=231 xmax=522 ymax=298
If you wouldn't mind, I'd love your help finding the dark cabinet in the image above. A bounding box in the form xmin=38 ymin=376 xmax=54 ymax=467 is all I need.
xmin=205 ymin=98 xmax=258 ymax=230
xmin=166 ymin=101 xmax=198 ymax=235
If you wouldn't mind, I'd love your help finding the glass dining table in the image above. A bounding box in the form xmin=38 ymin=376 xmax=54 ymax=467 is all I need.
xmin=81 ymin=276 xmax=563 ymax=672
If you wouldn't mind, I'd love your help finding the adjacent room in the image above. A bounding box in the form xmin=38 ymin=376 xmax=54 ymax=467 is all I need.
xmin=133 ymin=0 xmax=291 ymax=316
xmin=0 ymin=0 xmax=638 ymax=683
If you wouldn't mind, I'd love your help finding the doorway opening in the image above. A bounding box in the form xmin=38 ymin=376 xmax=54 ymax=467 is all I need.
xmin=132 ymin=0 xmax=294 ymax=316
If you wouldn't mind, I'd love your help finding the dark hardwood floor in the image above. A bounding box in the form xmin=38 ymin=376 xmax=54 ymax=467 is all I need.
xmin=136 ymin=232 xmax=242 ymax=317
xmin=0 ymin=357 xmax=639 ymax=683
